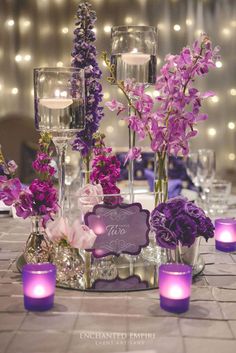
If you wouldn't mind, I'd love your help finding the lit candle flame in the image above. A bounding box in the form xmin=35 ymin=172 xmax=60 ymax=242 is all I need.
xmin=219 ymin=230 xmax=233 ymax=243
xmin=33 ymin=285 xmax=46 ymax=298
xmin=168 ymin=285 xmax=184 ymax=300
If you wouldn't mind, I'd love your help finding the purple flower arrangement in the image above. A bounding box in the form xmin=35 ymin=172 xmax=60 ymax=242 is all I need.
xmin=0 ymin=133 xmax=58 ymax=226
xmin=90 ymin=134 xmax=122 ymax=205
xmin=71 ymin=2 xmax=103 ymax=158
xmin=150 ymin=197 xmax=214 ymax=249
xmin=105 ymin=34 xmax=220 ymax=162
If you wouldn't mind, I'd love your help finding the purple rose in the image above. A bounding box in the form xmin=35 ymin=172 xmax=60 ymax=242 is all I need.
xmin=170 ymin=214 xmax=197 ymax=247
xmin=154 ymin=226 xmax=178 ymax=249
xmin=150 ymin=208 xmax=166 ymax=230
xmin=197 ymin=216 xmax=215 ymax=240
xmin=157 ymin=197 xmax=187 ymax=220
xmin=184 ymin=201 xmax=205 ymax=219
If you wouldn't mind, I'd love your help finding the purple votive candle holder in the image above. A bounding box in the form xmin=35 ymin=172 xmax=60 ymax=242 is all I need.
xmin=159 ymin=263 xmax=192 ymax=314
xmin=215 ymin=219 xmax=236 ymax=252
xmin=22 ymin=263 xmax=56 ymax=311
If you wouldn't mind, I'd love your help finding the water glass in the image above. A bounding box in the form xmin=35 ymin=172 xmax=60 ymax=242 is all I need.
xmin=185 ymin=152 xmax=199 ymax=187
xmin=208 ymin=180 xmax=232 ymax=215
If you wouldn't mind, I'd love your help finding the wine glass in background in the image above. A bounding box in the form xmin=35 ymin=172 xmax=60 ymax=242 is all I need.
xmin=185 ymin=152 xmax=200 ymax=188
xmin=197 ymin=149 xmax=216 ymax=208
xmin=34 ymin=67 xmax=85 ymax=216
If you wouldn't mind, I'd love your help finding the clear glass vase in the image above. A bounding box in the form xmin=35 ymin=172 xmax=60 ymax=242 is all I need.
xmin=154 ymin=152 xmax=168 ymax=206
xmin=52 ymin=243 xmax=85 ymax=288
xmin=24 ymin=216 xmax=52 ymax=264
xmin=92 ymin=256 xmax=118 ymax=282
xmin=142 ymin=152 xmax=168 ymax=263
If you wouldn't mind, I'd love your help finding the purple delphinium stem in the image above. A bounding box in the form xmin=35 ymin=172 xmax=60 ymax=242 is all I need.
xmin=71 ymin=2 xmax=104 ymax=160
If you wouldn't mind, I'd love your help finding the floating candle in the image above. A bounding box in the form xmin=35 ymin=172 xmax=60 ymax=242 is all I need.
xmin=215 ymin=219 xmax=236 ymax=252
xmin=158 ymin=264 xmax=192 ymax=313
xmin=40 ymin=98 xmax=73 ymax=109
xmin=122 ymin=52 xmax=150 ymax=65
xmin=22 ymin=263 xmax=56 ymax=311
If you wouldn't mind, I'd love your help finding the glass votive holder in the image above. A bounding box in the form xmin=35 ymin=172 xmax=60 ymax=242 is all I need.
xmin=215 ymin=218 xmax=236 ymax=252
xmin=158 ymin=263 xmax=192 ymax=314
xmin=22 ymin=263 xmax=56 ymax=311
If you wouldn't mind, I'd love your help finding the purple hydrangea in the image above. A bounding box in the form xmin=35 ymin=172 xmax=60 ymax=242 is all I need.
xmin=151 ymin=196 xmax=214 ymax=248
xmin=71 ymin=2 xmax=103 ymax=157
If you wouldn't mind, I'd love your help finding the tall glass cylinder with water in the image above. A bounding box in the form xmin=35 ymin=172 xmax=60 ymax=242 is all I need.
xmin=111 ymin=26 xmax=157 ymax=202
xmin=34 ymin=67 xmax=85 ymax=216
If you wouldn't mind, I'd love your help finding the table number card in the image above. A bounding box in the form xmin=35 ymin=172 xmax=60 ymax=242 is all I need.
xmin=84 ymin=202 xmax=150 ymax=257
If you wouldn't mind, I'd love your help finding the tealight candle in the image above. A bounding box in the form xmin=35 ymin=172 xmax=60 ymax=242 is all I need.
xmin=22 ymin=263 xmax=56 ymax=311
xmin=158 ymin=264 xmax=192 ymax=313
xmin=215 ymin=219 xmax=236 ymax=252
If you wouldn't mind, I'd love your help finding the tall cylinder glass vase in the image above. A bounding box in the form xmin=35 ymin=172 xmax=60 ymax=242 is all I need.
xmin=128 ymin=127 xmax=136 ymax=203
xmin=154 ymin=152 xmax=168 ymax=206
xmin=142 ymin=152 xmax=168 ymax=263
xmin=78 ymin=156 xmax=92 ymax=289
xmin=23 ymin=216 xmax=52 ymax=264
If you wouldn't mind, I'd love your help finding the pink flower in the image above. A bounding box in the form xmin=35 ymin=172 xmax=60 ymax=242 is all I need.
xmin=45 ymin=217 xmax=71 ymax=243
xmin=68 ymin=219 xmax=97 ymax=249
xmin=105 ymin=99 xmax=125 ymax=113
xmin=0 ymin=176 xmax=22 ymax=206
xmin=46 ymin=217 xmax=97 ymax=249
xmin=7 ymin=160 xmax=18 ymax=174
xmin=77 ymin=183 xmax=103 ymax=213
xmin=124 ymin=147 xmax=142 ymax=165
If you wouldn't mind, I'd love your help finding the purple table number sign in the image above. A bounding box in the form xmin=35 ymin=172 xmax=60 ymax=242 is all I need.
xmin=84 ymin=203 xmax=150 ymax=257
